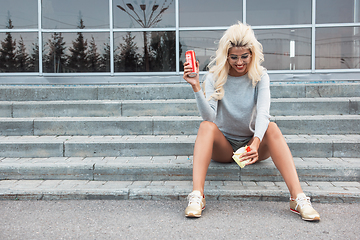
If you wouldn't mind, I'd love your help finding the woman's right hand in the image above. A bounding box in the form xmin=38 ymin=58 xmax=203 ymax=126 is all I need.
xmin=183 ymin=61 xmax=201 ymax=92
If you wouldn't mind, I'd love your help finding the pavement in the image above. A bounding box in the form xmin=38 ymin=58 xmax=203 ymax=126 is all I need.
xmin=1 ymin=200 xmax=359 ymax=239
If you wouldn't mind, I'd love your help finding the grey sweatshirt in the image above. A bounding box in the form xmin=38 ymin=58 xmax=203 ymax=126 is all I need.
xmin=194 ymin=72 xmax=271 ymax=142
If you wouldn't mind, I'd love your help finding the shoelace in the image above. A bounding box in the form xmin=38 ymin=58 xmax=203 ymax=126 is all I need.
xmin=187 ymin=193 xmax=202 ymax=206
xmin=295 ymin=196 xmax=312 ymax=210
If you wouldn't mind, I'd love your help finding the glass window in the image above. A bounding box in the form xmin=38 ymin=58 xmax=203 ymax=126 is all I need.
xmin=42 ymin=0 xmax=109 ymax=29
xmin=316 ymin=27 xmax=360 ymax=69
xmin=114 ymin=1 xmax=175 ymax=28
xmin=179 ymin=0 xmax=242 ymax=27
xmin=255 ymin=28 xmax=312 ymax=70
xmin=179 ymin=30 xmax=225 ymax=71
xmin=317 ymin=0 xmax=360 ymax=24
xmin=0 ymin=32 xmax=39 ymax=72
xmin=0 ymin=0 xmax=37 ymax=29
xmin=114 ymin=31 xmax=176 ymax=72
xmin=247 ymin=0 xmax=311 ymax=26
xmin=42 ymin=32 xmax=110 ymax=73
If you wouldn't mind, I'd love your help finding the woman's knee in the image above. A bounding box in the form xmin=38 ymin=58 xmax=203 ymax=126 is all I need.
xmin=265 ymin=122 xmax=283 ymax=139
xmin=258 ymin=123 xmax=282 ymax=160
xmin=199 ymin=121 xmax=218 ymax=132
xmin=197 ymin=121 xmax=220 ymax=138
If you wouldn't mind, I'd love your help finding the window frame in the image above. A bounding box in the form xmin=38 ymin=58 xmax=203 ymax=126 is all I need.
xmin=0 ymin=0 xmax=360 ymax=79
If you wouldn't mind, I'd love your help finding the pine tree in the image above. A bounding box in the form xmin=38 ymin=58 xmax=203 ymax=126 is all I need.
xmin=86 ymin=36 xmax=101 ymax=72
xmin=43 ymin=32 xmax=67 ymax=73
xmin=115 ymin=32 xmax=141 ymax=72
xmin=0 ymin=18 xmax=17 ymax=72
xmin=99 ymin=40 xmax=111 ymax=72
xmin=15 ymin=36 xmax=30 ymax=72
xmin=67 ymin=18 xmax=88 ymax=72
xmin=149 ymin=31 xmax=179 ymax=72
xmin=28 ymin=38 xmax=39 ymax=72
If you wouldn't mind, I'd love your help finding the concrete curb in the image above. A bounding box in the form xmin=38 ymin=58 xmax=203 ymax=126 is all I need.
xmin=0 ymin=180 xmax=359 ymax=203
xmin=1 ymin=157 xmax=359 ymax=182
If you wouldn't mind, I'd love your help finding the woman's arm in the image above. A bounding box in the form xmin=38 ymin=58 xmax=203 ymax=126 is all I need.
xmin=254 ymin=73 xmax=271 ymax=142
xmin=243 ymin=73 xmax=271 ymax=165
xmin=183 ymin=63 xmax=217 ymax=121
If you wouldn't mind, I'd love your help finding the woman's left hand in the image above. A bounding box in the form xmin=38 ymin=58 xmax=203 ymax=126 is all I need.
xmin=241 ymin=138 xmax=260 ymax=166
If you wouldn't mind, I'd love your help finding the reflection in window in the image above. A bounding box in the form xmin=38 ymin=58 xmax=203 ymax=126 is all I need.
xmin=179 ymin=0 xmax=242 ymax=27
xmin=0 ymin=32 xmax=38 ymax=72
xmin=179 ymin=31 xmax=224 ymax=71
xmin=255 ymin=28 xmax=311 ymax=70
xmin=114 ymin=31 xmax=177 ymax=72
xmin=42 ymin=0 xmax=109 ymax=29
xmin=114 ymin=0 xmax=175 ymax=28
xmin=316 ymin=27 xmax=360 ymax=69
xmin=247 ymin=0 xmax=311 ymax=26
xmin=42 ymin=32 xmax=110 ymax=73
xmin=2 ymin=0 xmax=360 ymax=75
xmin=317 ymin=0 xmax=360 ymax=24
xmin=0 ymin=0 xmax=37 ymax=29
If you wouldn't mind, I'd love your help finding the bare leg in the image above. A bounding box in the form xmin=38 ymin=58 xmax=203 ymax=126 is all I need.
xmin=257 ymin=122 xmax=303 ymax=199
xmin=192 ymin=121 xmax=234 ymax=195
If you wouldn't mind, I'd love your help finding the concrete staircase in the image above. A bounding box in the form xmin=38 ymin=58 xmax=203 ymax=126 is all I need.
xmin=0 ymin=82 xmax=359 ymax=202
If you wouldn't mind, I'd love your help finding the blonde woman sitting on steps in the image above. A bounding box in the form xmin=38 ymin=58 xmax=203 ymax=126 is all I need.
xmin=182 ymin=22 xmax=320 ymax=221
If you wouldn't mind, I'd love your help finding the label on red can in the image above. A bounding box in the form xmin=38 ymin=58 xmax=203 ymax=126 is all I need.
xmin=185 ymin=50 xmax=198 ymax=77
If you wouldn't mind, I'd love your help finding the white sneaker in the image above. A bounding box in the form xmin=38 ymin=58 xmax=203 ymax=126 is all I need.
xmin=290 ymin=193 xmax=320 ymax=221
xmin=185 ymin=190 xmax=206 ymax=218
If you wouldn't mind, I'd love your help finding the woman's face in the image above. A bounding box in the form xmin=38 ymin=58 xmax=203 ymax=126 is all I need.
xmin=227 ymin=47 xmax=252 ymax=77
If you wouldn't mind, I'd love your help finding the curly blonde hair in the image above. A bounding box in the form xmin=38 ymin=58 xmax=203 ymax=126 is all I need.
xmin=205 ymin=22 xmax=265 ymax=100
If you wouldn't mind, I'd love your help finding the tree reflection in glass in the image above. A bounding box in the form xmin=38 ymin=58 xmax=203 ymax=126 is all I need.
xmin=0 ymin=17 xmax=38 ymax=73
xmin=115 ymin=32 xmax=141 ymax=72
xmin=116 ymin=0 xmax=174 ymax=72
xmin=42 ymin=15 xmax=110 ymax=73
xmin=67 ymin=18 xmax=87 ymax=72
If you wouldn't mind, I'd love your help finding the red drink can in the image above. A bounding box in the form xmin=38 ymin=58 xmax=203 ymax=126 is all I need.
xmin=185 ymin=50 xmax=198 ymax=77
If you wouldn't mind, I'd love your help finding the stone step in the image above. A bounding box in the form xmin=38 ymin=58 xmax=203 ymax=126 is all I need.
xmin=0 ymin=116 xmax=202 ymax=136
xmin=271 ymin=97 xmax=360 ymax=116
xmin=0 ymin=157 xmax=358 ymax=182
xmin=0 ymin=82 xmax=359 ymax=101
xmin=270 ymin=82 xmax=360 ymax=98
xmin=0 ymin=100 xmax=199 ymax=118
xmin=0 ymin=134 xmax=358 ymax=158
xmin=0 ymin=115 xmax=358 ymax=136
xmin=0 ymin=179 xmax=359 ymax=202
xmin=273 ymin=115 xmax=360 ymax=135
xmin=0 ymin=84 xmax=194 ymax=101
xmin=1 ymin=97 xmax=359 ymax=117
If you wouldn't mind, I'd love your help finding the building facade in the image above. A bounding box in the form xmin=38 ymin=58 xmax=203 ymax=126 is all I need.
xmin=0 ymin=0 xmax=359 ymax=83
